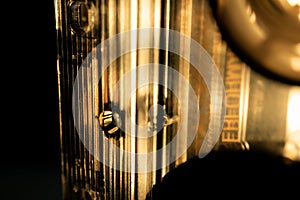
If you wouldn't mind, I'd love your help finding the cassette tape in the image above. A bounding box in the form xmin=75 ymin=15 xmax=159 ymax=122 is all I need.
xmin=55 ymin=0 xmax=300 ymax=199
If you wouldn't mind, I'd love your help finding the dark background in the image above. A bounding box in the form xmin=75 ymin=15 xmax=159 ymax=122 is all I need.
xmin=1 ymin=0 xmax=62 ymax=199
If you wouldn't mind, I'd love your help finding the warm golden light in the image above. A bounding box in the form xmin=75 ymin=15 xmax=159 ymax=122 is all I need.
xmin=287 ymin=0 xmax=300 ymax=7
xmin=284 ymin=87 xmax=300 ymax=161
xmin=246 ymin=6 xmax=256 ymax=23
xmin=291 ymin=57 xmax=300 ymax=72
xmin=287 ymin=0 xmax=300 ymax=21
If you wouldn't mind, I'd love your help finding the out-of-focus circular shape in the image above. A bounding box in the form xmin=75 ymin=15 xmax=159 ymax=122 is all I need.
xmin=210 ymin=0 xmax=300 ymax=85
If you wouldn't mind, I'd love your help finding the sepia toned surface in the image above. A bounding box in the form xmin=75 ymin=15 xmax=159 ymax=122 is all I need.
xmin=55 ymin=0 xmax=300 ymax=199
